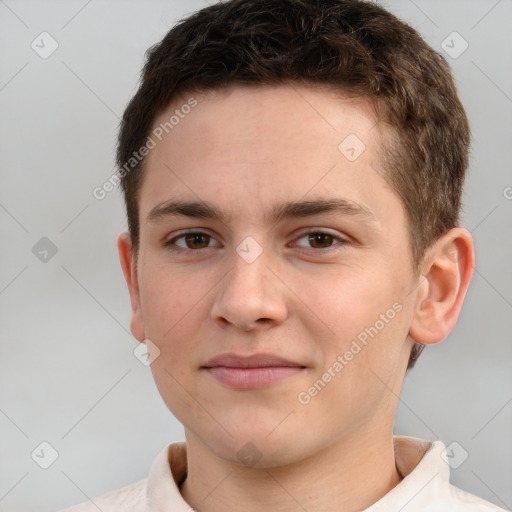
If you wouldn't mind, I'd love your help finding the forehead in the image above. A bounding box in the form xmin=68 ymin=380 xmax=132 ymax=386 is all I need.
xmin=139 ymin=84 xmax=398 ymax=227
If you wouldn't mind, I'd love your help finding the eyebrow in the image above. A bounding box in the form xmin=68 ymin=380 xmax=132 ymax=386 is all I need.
xmin=146 ymin=198 xmax=377 ymax=225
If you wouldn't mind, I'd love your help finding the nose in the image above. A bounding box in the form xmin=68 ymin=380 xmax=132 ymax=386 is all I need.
xmin=210 ymin=245 xmax=288 ymax=332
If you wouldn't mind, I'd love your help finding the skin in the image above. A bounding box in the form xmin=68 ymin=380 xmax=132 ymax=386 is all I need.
xmin=118 ymin=84 xmax=474 ymax=512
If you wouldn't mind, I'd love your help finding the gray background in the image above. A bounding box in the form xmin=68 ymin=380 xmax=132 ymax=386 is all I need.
xmin=0 ymin=1 xmax=511 ymax=510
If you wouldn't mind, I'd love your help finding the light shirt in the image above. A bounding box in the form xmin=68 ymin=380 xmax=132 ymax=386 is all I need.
xmin=62 ymin=436 xmax=507 ymax=511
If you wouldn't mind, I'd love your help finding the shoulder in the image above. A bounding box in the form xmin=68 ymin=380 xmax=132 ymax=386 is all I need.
xmin=442 ymin=483 xmax=508 ymax=512
xmin=60 ymin=478 xmax=147 ymax=512
xmin=392 ymin=437 xmax=507 ymax=512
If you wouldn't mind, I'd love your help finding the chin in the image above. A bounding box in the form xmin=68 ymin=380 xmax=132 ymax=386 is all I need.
xmin=194 ymin=423 xmax=312 ymax=469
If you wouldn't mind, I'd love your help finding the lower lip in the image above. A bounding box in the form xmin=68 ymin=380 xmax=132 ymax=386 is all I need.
xmin=204 ymin=366 xmax=304 ymax=389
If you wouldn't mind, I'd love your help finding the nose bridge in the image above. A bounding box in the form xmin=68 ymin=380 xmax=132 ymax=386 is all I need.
xmin=211 ymin=239 xmax=287 ymax=329
xmin=231 ymin=243 xmax=270 ymax=294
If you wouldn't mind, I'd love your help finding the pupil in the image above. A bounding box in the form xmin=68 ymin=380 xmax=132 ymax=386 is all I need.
xmin=309 ymin=233 xmax=332 ymax=248
xmin=187 ymin=233 xmax=209 ymax=249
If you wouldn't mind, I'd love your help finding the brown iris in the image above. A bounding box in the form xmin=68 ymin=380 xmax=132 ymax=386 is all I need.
xmin=307 ymin=233 xmax=334 ymax=249
xmin=184 ymin=233 xmax=211 ymax=249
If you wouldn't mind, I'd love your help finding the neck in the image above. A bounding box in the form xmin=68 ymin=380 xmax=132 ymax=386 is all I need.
xmin=180 ymin=427 xmax=402 ymax=512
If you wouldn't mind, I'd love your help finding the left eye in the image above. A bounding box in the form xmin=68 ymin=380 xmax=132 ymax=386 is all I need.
xmin=294 ymin=231 xmax=345 ymax=249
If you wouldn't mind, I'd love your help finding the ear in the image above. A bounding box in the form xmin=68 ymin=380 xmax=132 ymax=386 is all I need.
xmin=409 ymin=227 xmax=475 ymax=345
xmin=117 ymin=232 xmax=145 ymax=342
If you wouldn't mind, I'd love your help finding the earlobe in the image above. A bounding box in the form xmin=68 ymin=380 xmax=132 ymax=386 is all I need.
xmin=408 ymin=227 xmax=475 ymax=345
xmin=117 ymin=233 xmax=146 ymax=342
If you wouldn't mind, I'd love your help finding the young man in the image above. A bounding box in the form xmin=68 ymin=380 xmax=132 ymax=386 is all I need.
xmin=65 ymin=0 xmax=506 ymax=510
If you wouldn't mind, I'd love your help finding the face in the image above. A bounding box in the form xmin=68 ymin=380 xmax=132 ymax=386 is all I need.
xmin=123 ymin=85 xmax=421 ymax=467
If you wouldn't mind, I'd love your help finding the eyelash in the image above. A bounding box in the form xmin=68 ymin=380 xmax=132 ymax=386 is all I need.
xmin=163 ymin=229 xmax=349 ymax=254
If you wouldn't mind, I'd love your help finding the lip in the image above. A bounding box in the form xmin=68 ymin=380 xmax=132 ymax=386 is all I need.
xmin=202 ymin=353 xmax=306 ymax=389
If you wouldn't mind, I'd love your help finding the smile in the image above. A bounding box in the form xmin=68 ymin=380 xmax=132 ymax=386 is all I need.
xmin=204 ymin=366 xmax=305 ymax=389
xmin=202 ymin=352 xmax=306 ymax=389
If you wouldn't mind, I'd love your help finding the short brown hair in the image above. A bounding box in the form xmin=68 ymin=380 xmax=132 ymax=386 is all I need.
xmin=117 ymin=0 xmax=470 ymax=370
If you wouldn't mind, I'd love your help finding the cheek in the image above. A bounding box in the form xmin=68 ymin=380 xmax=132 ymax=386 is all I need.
xmin=142 ymin=273 xmax=209 ymax=418
xmin=138 ymin=268 xmax=211 ymax=377
xmin=139 ymin=262 xmax=205 ymax=328
xmin=305 ymin=264 xmax=407 ymax=370
xmin=302 ymin=265 xmax=388 ymax=337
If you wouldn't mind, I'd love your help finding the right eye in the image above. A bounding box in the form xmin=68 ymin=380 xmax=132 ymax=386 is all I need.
xmin=164 ymin=231 xmax=222 ymax=251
